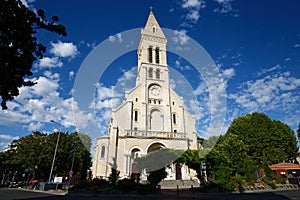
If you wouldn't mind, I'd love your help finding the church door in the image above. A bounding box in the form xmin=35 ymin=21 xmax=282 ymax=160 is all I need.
xmin=175 ymin=163 xmax=182 ymax=180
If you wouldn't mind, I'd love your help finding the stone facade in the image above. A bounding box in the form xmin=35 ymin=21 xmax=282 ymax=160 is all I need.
xmin=92 ymin=11 xmax=199 ymax=181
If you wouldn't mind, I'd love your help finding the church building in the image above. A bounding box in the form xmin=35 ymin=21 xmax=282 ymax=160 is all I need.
xmin=92 ymin=11 xmax=199 ymax=181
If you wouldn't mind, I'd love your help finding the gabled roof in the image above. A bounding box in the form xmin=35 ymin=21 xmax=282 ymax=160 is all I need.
xmin=269 ymin=163 xmax=300 ymax=170
xmin=141 ymin=11 xmax=166 ymax=39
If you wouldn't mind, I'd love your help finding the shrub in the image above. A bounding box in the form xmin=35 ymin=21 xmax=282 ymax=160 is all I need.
xmin=68 ymin=178 xmax=109 ymax=192
xmin=147 ymin=168 xmax=167 ymax=188
xmin=117 ymin=178 xmax=137 ymax=192
xmin=69 ymin=181 xmax=89 ymax=191
xmin=269 ymin=182 xmax=276 ymax=189
xmin=136 ymin=184 xmax=155 ymax=194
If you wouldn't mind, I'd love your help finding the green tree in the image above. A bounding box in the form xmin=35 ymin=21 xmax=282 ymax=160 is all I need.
xmin=226 ymin=112 xmax=298 ymax=165
xmin=216 ymin=133 xmax=249 ymax=172
xmin=147 ymin=168 xmax=167 ymax=188
xmin=12 ymin=132 xmax=50 ymax=179
xmin=0 ymin=0 xmax=66 ymax=109
xmin=108 ymin=167 xmax=120 ymax=186
xmin=176 ymin=149 xmax=201 ymax=179
xmin=202 ymin=136 xmax=220 ymax=148
xmin=205 ymin=134 xmax=253 ymax=191
xmin=204 ymin=113 xmax=298 ymax=191
xmin=0 ymin=131 xmax=91 ymax=182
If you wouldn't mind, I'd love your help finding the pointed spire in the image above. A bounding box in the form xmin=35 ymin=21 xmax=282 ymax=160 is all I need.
xmin=141 ymin=10 xmax=166 ymax=39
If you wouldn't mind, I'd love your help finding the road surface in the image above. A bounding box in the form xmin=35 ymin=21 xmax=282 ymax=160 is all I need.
xmin=0 ymin=187 xmax=299 ymax=200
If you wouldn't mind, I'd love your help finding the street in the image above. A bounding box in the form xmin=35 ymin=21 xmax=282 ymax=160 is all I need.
xmin=1 ymin=188 xmax=300 ymax=200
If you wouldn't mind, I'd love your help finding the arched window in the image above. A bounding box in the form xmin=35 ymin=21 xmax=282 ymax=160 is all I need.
xmin=131 ymin=148 xmax=140 ymax=159
xmin=150 ymin=109 xmax=163 ymax=131
xmin=156 ymin=69 xmax=160 ymax=79
xmin=148 ymin=46 xmax=153 ymax=63
xmin=155 ymin=48 xmax=160 ymax=64
xmin=134 ymin=110 xmax=138 ymax=122
xmin=100 ymin=146 xmax=105 ymax=158
xmin=149 ymin=67 xmax=153 ymax=78
xmin=152 ymin=27 xmax=156 ymax=33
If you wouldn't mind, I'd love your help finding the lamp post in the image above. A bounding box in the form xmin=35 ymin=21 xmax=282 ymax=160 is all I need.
xmin=68 ymin=147 xmax=76 ymax=187
xmin=48 ymin=120 xmax=62 ymax=183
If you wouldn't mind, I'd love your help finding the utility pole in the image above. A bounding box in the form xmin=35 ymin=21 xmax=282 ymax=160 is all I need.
xmin=48 ymin=120 xmax=62 ymax=183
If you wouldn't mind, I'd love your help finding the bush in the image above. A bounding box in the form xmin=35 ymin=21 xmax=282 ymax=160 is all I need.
xmin=147 ymin=168 xmax=167 ymax=188
xmin=98 ymin=185 xmax=118 ymax=194
xmin=269 ymin=182 xmax=276 ymax=189
xmin=90 ymin=178 xmax=109 ymax=187
xmin=69 ymin=181 xmax=89 ymax=191
xmin=117 ymin=178 xmax=137 ymax=192
xmin=273 ymin=176 xmax=286 ymax=184
xmin=69 ymin=178 xmax=109 ymax=192
xmin=136 ymin=184 xmax=156 ymax=194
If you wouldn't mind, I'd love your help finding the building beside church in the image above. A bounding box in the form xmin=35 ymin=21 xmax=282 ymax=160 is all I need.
xmin=92 ymin=11 xmax=199 ymax=181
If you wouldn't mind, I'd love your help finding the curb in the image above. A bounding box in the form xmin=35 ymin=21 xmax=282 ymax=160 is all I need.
xmin=9 ymin=188 xmax=67 ymax=196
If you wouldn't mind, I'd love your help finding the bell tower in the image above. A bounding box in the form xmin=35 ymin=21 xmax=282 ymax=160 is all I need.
xmin=132 ymin=10 xmax=173 ymax=132
xmin=136 ymin=11 xmax=168 ymax=86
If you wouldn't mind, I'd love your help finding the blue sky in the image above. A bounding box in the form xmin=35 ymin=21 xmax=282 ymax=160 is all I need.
xmin=1 ymin=0 xmax=300 ymax=151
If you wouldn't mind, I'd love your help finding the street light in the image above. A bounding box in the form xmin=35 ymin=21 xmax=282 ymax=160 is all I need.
xmin=68 ymin=145 xmax=76 ymax=187
xmin=48 ymin=120 xmax=62 ymax=183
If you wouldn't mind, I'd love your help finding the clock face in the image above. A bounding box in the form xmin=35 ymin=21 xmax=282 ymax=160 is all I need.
xmin=150 ymin=85 xmax=160 ymax=96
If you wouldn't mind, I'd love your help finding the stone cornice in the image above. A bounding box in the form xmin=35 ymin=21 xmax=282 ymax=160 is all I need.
xmin=141 ymin=35 xmax=167 ymax=44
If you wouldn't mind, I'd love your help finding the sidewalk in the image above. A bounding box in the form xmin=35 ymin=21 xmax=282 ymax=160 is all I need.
xmin=11 ymin=187 xmax=67 ymax=195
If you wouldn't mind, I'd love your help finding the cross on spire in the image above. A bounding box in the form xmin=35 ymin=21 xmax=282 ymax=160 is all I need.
xmin=150 ymin=5 xmax=153 ymax=12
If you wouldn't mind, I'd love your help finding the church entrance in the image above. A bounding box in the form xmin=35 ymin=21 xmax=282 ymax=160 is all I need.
xmin=175 ymin=163 xmax=182 ymax=180
xmin=147 ymin=142 xmax=165 ymax=153
xmin=130 ymin=148 xmax=140 ymax=182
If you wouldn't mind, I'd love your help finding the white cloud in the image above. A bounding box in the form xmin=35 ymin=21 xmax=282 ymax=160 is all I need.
xmin=180 ymin=0 xmax=206 ymax=23
xmin=69 ymin=71 xmax=75 ymax=79
xmin=32 ymin=76 xmax=60 ymax=97
xmin=172 ymin=30 xmax=190 ymax=45
xmin=28 ymin=121 xmax=42 ymax=131
xmin=92 ymin=67 xmax=136 ymax=110
xmin=20 ymin=0 xmax=35 ymax=8
xmin=118 ymin=67 xmax=136 ymax=86
xmin=0 ymin=134 xmax=19 ymax=151
xmin=178 ymin=0 xmax=237 ymax=25
xmin=94 ymin=84 xmax=121 ymax=103
xmin=187 ymin=10 xmax=200 ymax=21
xmin=285 ymin=57 xmax=291 ymax=61
xmin=188 ymin=99 xmax=205 ymax=120
xmin=222 ymin=68 xmax=235 ymax=79
xmin=214 ymin=0 xmax=238 ymax=16
xmin=257 ymin=64 xmax=281 ymax=77
xmin=294 ymin=44 xmax=300 ymax=48
xmin=50 ymin=40 xmax=79 ymax=58
xmin=0 ymin=71 xmax=95 ymax=133
xmin=182 ymin=0 xmax=203 ymax=8
xmin=229 ymin=66 xmax=300 ymax=114
xmin=108 ymin=33 xmax=123 ymax=43
xmin=170 ymin=79 xmax=177 ymax=89
xmin=90 ymin=67 xmax=137 ymax=135
xmin=175 ymin=60 xmax=192 ymax=71
xmin=79 ymin=40 xmax=97 ymax=49
xmin=193 ymin=81 xmax=208 ymax=96
xmin=39 ymin=57 xmax=63 ymax=68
